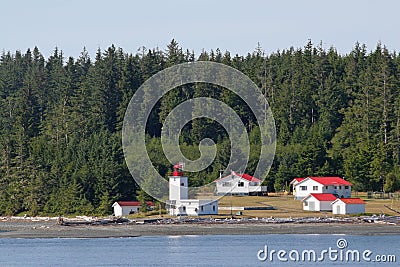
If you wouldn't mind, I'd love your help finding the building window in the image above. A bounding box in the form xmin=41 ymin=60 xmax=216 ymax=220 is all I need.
xmin=334 ymin=186 xmax=337 ymax=189
xmin=213 ymin=205 xmax=215 ymax=211
xmin=304 ymin=201 xmax=308 ymax=206
xmin=238 ymin=182 xmax=244 ymax=187
xmin=325 ymin=186 xmax=328 ymax=189
xmin=313 ymin=186 xmax=318 ymax=191
xmin=222 ymin=182 xmax=231 ymax=187
xmin=339 ymin=186 xmax=342 ymax=189
xmin=181 ymin=182 xmax=185 ymax=186
xmin=201 ymin=206 xmax=204 ymax=211
xmin=300 ymin=186 xmax=307 ymax=191
xmin=182 ymin=206 xmax=186 ymax=211
xmin=345 ymin=186 xmax=349 ymax=189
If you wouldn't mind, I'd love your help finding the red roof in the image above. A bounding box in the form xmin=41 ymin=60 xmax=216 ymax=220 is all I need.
xmin=306 ymin=177 xmax=352 ymax=186
xmin=290 ymin=178 xmax=305 ymax=184
xmin=236 ymin=173 xmax=261 ymax=182
xmin=334 ymin=198 xmax=365 ymax=204
xmin=214 ymin=171 xmax=261 ymax=183
xmin=306 ymin=193 xmax=337 ymax=201
xmin=116 ymin=201 xmax=155 ymax=207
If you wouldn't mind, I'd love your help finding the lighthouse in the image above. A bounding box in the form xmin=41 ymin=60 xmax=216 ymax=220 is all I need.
xmin=166 ymin=163 xmax=219 ymax=216
xmin=169 ymin=163 xmax=188 ymax=201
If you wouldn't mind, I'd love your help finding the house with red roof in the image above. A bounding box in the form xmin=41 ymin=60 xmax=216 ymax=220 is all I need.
xmin=112 ymin=201 xmax=155 ymax=217
xmin=292 ymin=177 xmax=352 ymax=200
xmin=302 ymin=193 xmax=337 ymax=211
xmin=214 ymin=171 xmax=267 ymax=196
xmin=332 ymin=198 xmax=366 ymax=215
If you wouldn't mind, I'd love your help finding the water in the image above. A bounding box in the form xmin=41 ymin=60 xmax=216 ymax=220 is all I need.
xmin=0 ymin=235 xmax=398 ymax=266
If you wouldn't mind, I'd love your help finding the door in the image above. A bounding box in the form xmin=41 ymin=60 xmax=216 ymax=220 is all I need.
xmin=309 ymin=201 xmax=315 ymax=211
xmin=336 ymin=205 xmax=341 ymax=214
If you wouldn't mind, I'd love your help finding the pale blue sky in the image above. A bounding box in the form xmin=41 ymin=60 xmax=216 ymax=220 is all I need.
xmin=1 ymin=0 xmax=399 ymax=58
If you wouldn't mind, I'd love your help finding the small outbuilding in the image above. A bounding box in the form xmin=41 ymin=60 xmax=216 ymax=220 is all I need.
xmin=302 ymin=193 xmax=337 ymax=211
xmin=112 ymin=201 xmax=155 ymax=217
xmin=331 ymin=198 xmax=366 ymax=215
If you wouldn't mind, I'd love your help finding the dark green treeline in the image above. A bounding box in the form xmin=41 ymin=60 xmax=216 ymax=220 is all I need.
xmin=1 ymin=40 xmax=400 ymax=216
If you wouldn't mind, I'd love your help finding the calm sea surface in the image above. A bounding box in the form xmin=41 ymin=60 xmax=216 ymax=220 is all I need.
xmin=0 ymin=234 xmax=399 ymax=266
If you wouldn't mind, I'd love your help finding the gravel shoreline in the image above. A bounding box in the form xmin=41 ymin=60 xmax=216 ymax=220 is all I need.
xmin=1 ymin=221 xmax=400 ymax=238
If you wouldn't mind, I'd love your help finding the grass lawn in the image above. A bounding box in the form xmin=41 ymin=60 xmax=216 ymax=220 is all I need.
xmin=216 ymin=193 xmax=400 ymax=218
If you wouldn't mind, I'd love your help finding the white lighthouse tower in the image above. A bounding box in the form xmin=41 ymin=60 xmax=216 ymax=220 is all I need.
xmin=166 ymin=163 xmax=218 ymax=216
xmin=169 ymin=163 xmax=188 ymax=200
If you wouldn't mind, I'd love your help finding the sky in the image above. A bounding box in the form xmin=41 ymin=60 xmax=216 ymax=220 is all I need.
xmin=1 ymin=0 xmax=400 ymax=59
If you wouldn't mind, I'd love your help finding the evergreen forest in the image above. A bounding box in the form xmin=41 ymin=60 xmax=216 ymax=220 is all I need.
xmin=1 ymin=39 xmax=400 ymax=216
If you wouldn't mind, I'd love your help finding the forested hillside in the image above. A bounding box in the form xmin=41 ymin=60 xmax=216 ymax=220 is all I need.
xmin=1 ymin=40 xmax=399 ymax=216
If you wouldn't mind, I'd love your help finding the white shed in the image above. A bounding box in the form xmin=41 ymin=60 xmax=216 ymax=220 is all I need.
xmin=112 ymin=201 xmax=155 ymax=217
xmin=302 ymin=193 xmax=337 ymax=211
xmin=331 ymin=198 xmax=366 ymax=215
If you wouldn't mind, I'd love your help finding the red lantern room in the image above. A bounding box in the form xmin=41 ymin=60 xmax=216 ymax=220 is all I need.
xmin=173 ymin=163 xmax=184 ymax=176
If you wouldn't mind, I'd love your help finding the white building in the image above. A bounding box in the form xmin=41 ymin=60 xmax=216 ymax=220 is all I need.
xmin=214 ymin=171 xmax=267 ymax=196
xmin=112 ymin=201 xmax=155 ymax=217
xmin=302 ymin=193 xmax=337 ymax=211
xmin=292 ymin=177 xmax=352 ymax=200
xmin=332 ymin=198 xmax=366 ymax=215
xmin=168 ymin=199 xmax=218 ymax=216
xmin=166 ymin=163 xmax=219 ymax=216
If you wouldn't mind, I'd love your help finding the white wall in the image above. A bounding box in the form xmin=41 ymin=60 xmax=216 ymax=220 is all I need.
xmin=168 ymin=199 xmax=218 ymax=216
xmin=216 ymin=175 xmax=264 ymax=196
xmin=169 ymin=176 xmax=188 ymax=200
xmin=294 ymin=180 xmax=323 ymax=200
xmin=113 ymin=205 xmax=140 ymax=216
xmin=303 ymin=199 xmax=320 ymax=211
xmin=322 ymin=185 xmax=351 ymax=198
xmin=303 ymin=196 xmax=334 ymax=211
xmin=114 ymin=205 xmax=123 ymax=217
xmin=295 ymin=179 xmax=351 ymax=200
xmin=216 ymin=175 xmax=249 ymax=195
xmin=332 ymin=202 xmax=365 ymax=214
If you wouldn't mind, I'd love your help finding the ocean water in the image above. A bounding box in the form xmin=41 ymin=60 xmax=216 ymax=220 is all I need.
xmin=0 ymin=234 xmax=398 ymax=266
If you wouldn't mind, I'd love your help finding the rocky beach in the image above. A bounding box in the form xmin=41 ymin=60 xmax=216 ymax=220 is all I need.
xmin=1 ymin=216 xmax=399 ymax=238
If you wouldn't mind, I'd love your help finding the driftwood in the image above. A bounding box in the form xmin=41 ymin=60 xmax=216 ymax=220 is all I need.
xmin=384 ymin=205 xmax=400 ymax=214
xmin=60 ymin=217 xmax=129 ymax=226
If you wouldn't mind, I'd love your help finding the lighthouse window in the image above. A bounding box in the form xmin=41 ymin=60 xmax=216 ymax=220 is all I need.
xmin=238 ymin=182 xmax=244 ymax=187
